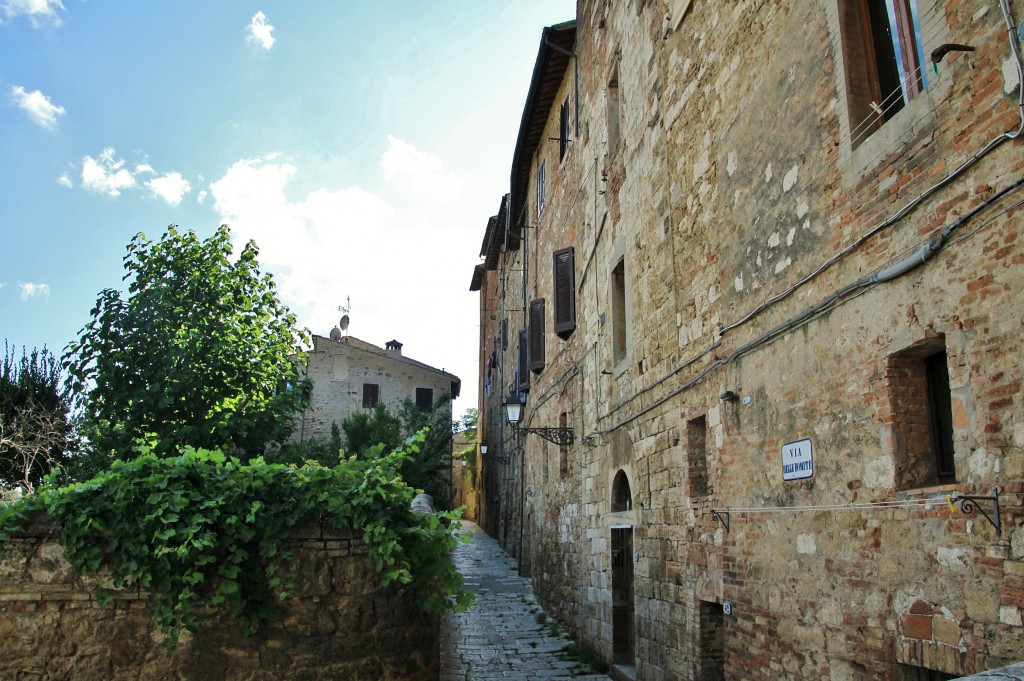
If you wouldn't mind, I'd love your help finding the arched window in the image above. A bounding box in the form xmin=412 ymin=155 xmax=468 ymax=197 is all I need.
xmin=611 ymin=470 xmax=632 ymax=512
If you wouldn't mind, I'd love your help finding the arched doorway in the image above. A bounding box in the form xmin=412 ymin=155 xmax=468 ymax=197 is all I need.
xmin=610 ymin=470 xmax=635 ymax=668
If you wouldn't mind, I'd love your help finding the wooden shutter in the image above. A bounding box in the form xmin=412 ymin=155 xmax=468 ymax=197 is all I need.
xmin=529 ymin=299 xmax=545 ymax=373
xmin=517 ymin=329 xmax=530 ymax=392
xmin=553 ymin=247 xmax=576 ymax=337
xmin=501 ymin=318 xmax=508 ymax=350
xmin=416 ymin=387 xmax=433 ymax=411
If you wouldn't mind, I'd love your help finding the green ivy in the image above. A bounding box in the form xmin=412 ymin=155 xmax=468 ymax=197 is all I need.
xmin=0 ymin=430 xmax=473 ymax=647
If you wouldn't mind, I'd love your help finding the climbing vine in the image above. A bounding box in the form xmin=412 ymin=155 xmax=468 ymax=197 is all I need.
xmin=0 ymin=430 xmax=473 ymax=647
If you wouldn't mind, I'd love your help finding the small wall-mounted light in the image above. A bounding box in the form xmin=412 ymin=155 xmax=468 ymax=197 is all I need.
xmin=479 ymin=441 xmax=488 ymax=455
xmin=720 ymin=390 xmax=739 ymax=402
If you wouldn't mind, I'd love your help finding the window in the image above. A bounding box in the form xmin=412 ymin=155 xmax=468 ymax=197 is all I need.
xmin=611 ymin=258 xmax=627 ymax=363
xmin=517 ymin=329 xmax=531 ymax=393
xmin=553 ymin=247 xmax=576 ymax=338
xmin=500 ymin=318 xmax=508 ymax=351
xmin=362 ymin=383 xmax=380 ymax=408
xmin=529 ymin=298 xmax=545 ymax=373
xmin=537 ymin=160 xmax=546 ymax=216
xmin=559 ymin=98 xmax=570 ymax=161
xmin=887 ymin=339 xmax=955 ymax=489
xmin=840 ymin=0 xmax=927 ymax=148
xmin=607 ymin=66 xmax=621 ymax=152
xmin=415 ymin=387 xmax=434 ymax=412
xmin=687 ymin=415 xmax=709 ymax=498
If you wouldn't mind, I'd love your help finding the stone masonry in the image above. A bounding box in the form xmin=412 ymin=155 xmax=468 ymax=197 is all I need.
xmin=0 ymin=515 xmax=439 ymax=680
xmin=473 ymin=0 xmax=1024 ymax=679
xmin=293 ymin=334 xmax=460 ymax=446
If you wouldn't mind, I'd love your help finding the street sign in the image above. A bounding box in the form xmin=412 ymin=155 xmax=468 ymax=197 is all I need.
xmin=782 ymin=438 xmax=814 ymax=481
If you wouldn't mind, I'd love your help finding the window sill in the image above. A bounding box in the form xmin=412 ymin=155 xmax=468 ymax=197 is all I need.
xmin=896 ymin=482 xmax=960 ymax=499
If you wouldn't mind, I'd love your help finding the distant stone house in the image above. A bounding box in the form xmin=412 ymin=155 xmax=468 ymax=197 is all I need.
xmin=291 ymin=333 xmax=460 ymax=455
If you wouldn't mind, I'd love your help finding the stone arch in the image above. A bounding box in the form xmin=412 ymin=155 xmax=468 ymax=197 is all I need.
xmin=611 ymin=469 xmax=632 ymax=512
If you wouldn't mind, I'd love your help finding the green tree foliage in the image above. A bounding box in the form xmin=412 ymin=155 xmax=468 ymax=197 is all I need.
xmin=342 ymin=396 xmax=453 ymax=505
xmin=265 ymin=422 xmax=343 ymax=469
xmin=0 ymin=343 xmax=73 ymax=491
xmin=64 ymin=226 xmax=310 ymax=461
xmin=342 ymin=403 xmax=403 ymax=456
xmin=0 ymin=432 xmax=473 ymax=647
xmin=456 ymin=407 xmax=478 ymax=441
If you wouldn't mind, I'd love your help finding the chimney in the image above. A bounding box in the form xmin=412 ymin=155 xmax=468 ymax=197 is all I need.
xmin=385 ymin=339 xmax=403 ymax=358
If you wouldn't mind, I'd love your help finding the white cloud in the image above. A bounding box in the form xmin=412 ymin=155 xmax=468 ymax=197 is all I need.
xmin=72 ymin=147 xmax=191 ymax=204
xmin=246 ymin=11 xmax=275 ymax=50
xmin=380 ymin=135 xmax=465 ymax=202
xmin=19 ymin=282 xmax=50 ymax=302
xmin=10 ymin=85 xmax=65 ymax=129
xmin=0 ymin=0 xmax=64 ymax=26
xmin=81 ymin=148 xmax=136 ymax=197
xmin=209 ymin=139 xmax=479 ymax=410
xmin=145 ymin=172 xmax=191 ymax=205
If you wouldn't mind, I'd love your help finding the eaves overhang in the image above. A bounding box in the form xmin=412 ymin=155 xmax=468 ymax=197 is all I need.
xmin=508 ymin=20 xmax=576 ymax=245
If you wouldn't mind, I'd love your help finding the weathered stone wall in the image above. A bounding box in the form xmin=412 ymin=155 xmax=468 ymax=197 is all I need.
xmin=0 ymin=515 xmax=439 ymax=680
xmin=477 ymin=0 xmax=1024 ymax=679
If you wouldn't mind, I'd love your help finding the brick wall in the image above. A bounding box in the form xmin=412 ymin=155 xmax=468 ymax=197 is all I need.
xmin=0 ymin=515 xmax=439 ymax=680
xmin=474 ymin=0 xmax=1024 ymax=678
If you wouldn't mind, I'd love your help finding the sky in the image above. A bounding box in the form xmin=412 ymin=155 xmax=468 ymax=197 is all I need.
xmin=0 ymin=0 xmax=577 ymax=418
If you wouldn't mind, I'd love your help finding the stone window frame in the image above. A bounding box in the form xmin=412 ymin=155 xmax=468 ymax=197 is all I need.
xmin=559 ymin=97 xmax=571 ymax=162
xmin=610 ymin=253 xmax=630 ymax=370
xmin=883 ymin=335 xmax=959 ymax=491
xmin=686 ymin=414 xmax=709 ymax=499
xmin=537 ymin=160 xmax=546 ymax=217
xmin=823 ymin=0 xmax=951 ymax=183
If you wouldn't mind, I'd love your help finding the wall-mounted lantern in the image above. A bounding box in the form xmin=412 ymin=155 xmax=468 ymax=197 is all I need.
xmin=502 ymin=391 xmax=574 ymax=445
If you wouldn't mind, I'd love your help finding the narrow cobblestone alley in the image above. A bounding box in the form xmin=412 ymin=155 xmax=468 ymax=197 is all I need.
xmin=440 ymin=521 xmax=610 ymax=681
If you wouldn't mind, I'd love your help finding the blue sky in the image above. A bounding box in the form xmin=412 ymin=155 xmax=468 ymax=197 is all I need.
xmin=1 ymin=0 xmax=576 ymax=415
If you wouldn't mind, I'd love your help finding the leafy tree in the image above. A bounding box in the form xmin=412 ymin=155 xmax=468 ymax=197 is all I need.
xmin=342 ymin=395 xmax=453 ymax=505
xmin=342 ymin=403 xmax=403 ymax=455
xmin=64 ymin=226 xmax=309 ymax=461
xmin=0 ymin=343 xmax=73 ymax=491
xmin=266 ymin=422 xmax=343 ymax=468
xmin=456 ymin=407 xmax=478 ymax=441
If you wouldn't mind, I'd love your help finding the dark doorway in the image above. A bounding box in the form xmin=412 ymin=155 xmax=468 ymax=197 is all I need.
xmin=699 ymin=601 xmax=725 ymax=681
xmin=611 ymin=526 xmax=635 ymax=667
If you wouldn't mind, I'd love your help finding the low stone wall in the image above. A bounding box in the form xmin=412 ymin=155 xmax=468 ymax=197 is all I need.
xmin=0 ymin=514 xmax=438 ymax=680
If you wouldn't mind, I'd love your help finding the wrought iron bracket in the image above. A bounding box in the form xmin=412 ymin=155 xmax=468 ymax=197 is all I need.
xmin=515 ymin=427 xmax=575 ymax=446
xmin=948 ymin=487 xmax=1001 ymax=535
xmin=711 ymin=510 xmax=730 ymax=533
xmin=495 ymin=456 xmax=511 ymax=465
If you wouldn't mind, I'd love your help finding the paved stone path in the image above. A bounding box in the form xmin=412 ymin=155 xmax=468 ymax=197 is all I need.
xmin=440 ymin=520 xmax=610 ymax=681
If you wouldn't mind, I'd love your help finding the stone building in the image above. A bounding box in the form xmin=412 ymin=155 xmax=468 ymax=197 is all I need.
xmin=471 ymin=1 xmax=1024 ymax=679
xmin=293 ymin=333 xmax=460 ymax=452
